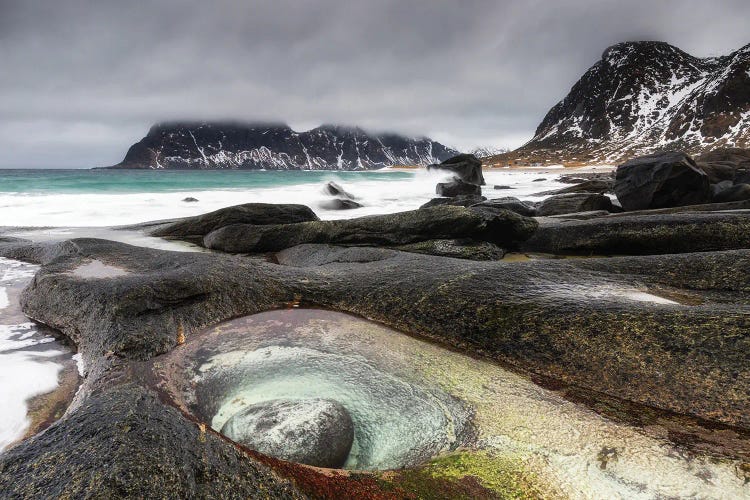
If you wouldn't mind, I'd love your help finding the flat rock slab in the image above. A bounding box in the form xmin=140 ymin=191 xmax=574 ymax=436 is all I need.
xmin=523 ymin=211 xmax=750 ymax=255
xmin=1 ymin=237 xmax=749 ymax=495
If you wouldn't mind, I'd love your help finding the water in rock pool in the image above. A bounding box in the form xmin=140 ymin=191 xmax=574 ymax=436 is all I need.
xmin=0 ymin=257 xmax=80 ymax=451
xmin=152 ymin=308 xmax=749 ymax=498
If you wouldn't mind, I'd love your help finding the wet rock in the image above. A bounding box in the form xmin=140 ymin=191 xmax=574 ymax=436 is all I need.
xmin=712 ymin=183 xmax=750 ymax=203
xmin=320 ymin=182 xmax=363 ymax=209
xmin=276 ymin=244 xmax=397 ymax=266
xmin=221 ymin=398 xmax=354 ymax=468
xmin=523 ymin=211 xmax=750 ymax=255
xmin=426 ymin=154 xmax=485 ymax=186
xmin=470 ymin=197 xmax=537 ymax=217
xmin=182 ymin=197 xmax=199 ymax=202
xmin=4 ymin=237 xmax=750 ymax=437
xmin=436 ymin=179 xmax=481 ymax=197
xmin=535 ymin=193 xmax=613 ymax=216
xmin=420 ymin=195 xmax=486 ymax=209
xmin=0 ymin=383 xmax=302 ymax=498
xmin=535 ymin=179 xmax=614 ymax=196
xmin=202 ymin=206 xmax=538 ymax=253
xmin=614 ymin=151 xmax=710 ymax=210
xmin=697 ymin=148 xmax=750 ymax=184
xmin=395 ymin=238 xmax=506 ymax=260
xmin=558 ymin=172 xmax=615 ymax=184
xmin=323 ymin=181 xmax=357 ymax=200
xmin=149 ymin=203 xmax=319 ymax=243
xmin=319 ymin=199 xmax=363 ymax=210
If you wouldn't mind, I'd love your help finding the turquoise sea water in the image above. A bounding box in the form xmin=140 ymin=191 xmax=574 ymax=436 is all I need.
xmin=0 ymin=168 xmax=565 ymax=227
xmin=0 ymin=169 xmax=413 ymax=194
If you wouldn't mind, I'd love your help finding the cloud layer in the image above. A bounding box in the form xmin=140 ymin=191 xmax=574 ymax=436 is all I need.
xmin=1 ymin=0 xmax=748 ymax=167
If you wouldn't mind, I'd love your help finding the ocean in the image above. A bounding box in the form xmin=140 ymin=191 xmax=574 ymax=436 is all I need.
xmin=0 ymin=166 xmax=572 ymax=450
xmin=0 ymin=168 xmax=568 ymax=227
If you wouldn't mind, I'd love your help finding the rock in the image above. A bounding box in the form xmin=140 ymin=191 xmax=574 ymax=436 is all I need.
xmin=426 ymin=154 xmax=485 ymax=186
xmin=320 ymin=182 xmax=363 ymax=210
xmin=182 ymin=197 xmax=199 ymax=202
xmin=2 ymin=233 xmax=750 ymax=485
xmin=276 ymin=244 xmax=397 ymax=267
xmin=419 ymin=195 xmax=486 ymax=209
xmin=522 ymin=211 xmax=750 ymax=255
xmin=535 ymin=193 xmax=613 ymax=216
xmin=470 ymin=197 xmax=537 ymax=217
xmin=546 ymin=210 xmax=611 ymax=220
xmin=395 ymin=239 xmax=506 ymax=260
xmin=149 ymin=203 xmax=319 ymax=243
xmin=0 ymin=383 xmax=303 ymax=498
xmin=493 ymin=185 xmax=514 ymax=190
xmin=220 ymin=398 xmax=354 ymax=469
xmin=319 ymin=199 xmax=363 ymax=210
xmin=711 ymin=183 xmax=750 ymax=203
xmin=436 ymin=180 xmax=481 ymax=197
xmin=613 ymin=152 xmax=710 ymax=210
xmin=697 ymin=148 xmax=750 ymax=184
xmin=323 ymin=181 xmax=357 ymax=199
xmin=558 ymin=172 xmax=615 ymax=184
xmin=532 ymin=178 xmax=547 ymax=182
xmin=202 ymin=206 xmax=538 ymax=253
xmin=534 ymin=179 xmax=614 ymax=196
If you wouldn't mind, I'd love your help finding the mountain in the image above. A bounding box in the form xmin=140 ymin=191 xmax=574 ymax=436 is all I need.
xmin=486 ymin=41 xmax=750 ymax=166
xmin=104 ymin=122 xmax=457 ymax=170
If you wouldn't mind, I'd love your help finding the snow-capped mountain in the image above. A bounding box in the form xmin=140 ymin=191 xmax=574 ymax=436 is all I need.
xmin=106 ymin=122 xmax=457 ymax=170
xmin=490 ymin=41 xmax=750 ymax=165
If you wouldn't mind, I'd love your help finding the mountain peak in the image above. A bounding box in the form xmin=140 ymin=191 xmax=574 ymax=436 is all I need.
xmin=494 ymin=41 xmax=749 ymax=166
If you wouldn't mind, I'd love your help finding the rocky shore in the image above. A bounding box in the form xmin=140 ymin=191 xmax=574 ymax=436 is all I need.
xmin=1 ymin=151 xmax=749 ymax=497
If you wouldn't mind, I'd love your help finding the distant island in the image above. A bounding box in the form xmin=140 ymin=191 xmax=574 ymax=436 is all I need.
xmin=100 ymin=122 xmax=457 ymax=170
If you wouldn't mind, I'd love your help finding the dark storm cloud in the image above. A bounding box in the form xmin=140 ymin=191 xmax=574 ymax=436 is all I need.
xmin=0 ymin=0 xmax=748 ymax=167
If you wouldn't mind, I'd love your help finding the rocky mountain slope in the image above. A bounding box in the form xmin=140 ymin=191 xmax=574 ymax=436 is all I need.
xmin=105 ymin=122 xmax=457 ymax=170
xmin=487 ymin=41 xmax=750 ymax=166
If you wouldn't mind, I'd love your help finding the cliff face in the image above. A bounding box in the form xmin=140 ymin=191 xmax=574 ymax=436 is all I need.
xmin=488 ymin=41 xmax=750 ymax=166
xmin=107 ymin=122 xmax=457 ymax=170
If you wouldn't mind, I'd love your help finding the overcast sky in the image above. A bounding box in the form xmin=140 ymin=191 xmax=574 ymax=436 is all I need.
xmin=1 ymin=0 xmax=748 ymax=168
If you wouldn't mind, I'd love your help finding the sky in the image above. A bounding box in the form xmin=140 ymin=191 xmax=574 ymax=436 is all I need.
xmin=1 ymin=0 xmax=748 ymax=168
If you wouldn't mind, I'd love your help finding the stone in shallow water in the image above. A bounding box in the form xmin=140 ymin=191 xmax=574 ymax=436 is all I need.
xmin=220 ymin=398 xmax=354 ymax=468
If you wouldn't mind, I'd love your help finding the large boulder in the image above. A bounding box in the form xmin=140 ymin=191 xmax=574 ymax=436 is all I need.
xmin=149 ymin=203 xmax=319 ymax=243
xmin=436 ymin=180 xmax=481 ymax=197
xmin=427 ymin=154 xmax=485 ymax=186
xmin=221 ymin=398 xmax=354 ymax=468
xmin=320 ymin=182 xmax=363 ymax=210
xmin=614 ymin=152 xmax=711 ymax=211
xmin=202 ymin=206 xmax=538 ymax=253
xmin=535 ymin=193 xmax=613 ymax=216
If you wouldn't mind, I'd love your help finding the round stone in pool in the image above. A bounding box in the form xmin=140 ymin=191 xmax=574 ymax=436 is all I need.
xmin=221 ymin=397 xmax=354 ymax=468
